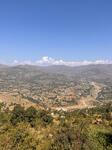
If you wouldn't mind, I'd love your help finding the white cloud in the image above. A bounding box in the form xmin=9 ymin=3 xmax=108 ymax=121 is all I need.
xmin=12 ymin=56 xmax=112 ymax=67
xmin=13 ymin=60 xmax=19 ymax=64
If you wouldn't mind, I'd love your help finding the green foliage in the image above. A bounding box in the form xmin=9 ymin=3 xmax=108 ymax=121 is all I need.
xmin=10 ymin=104 xmax=25 ymax=125
xmin=25 ymin=106 xmax=37 ymax=127
xmin=97 ymin=132 xmax=112 ymax=150
xmin=38 ymin=110 xmax=53 ymax=125
xmin=0 ymin=102 xmax=5 ymax=111
xmin=0 ymin=102 xmax=112 ymax=150
xmin=50 ymin=127 xmax=75 ymax=150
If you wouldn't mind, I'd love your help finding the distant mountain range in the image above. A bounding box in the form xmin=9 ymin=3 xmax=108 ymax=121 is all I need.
xmin=0 ymin=64 xmax=112 ymax=110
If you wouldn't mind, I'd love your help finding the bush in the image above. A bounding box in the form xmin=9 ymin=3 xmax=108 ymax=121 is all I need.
xmin=10 ymin=105 xmax=25 ymax=125
xmin=25 ymin=106 xmax=37 ymax=127
xmin=38 ymin=110 xmax=53 ymax=125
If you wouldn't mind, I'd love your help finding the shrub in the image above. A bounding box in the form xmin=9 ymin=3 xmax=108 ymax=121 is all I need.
xmin=10 ymin=105 xmax=25 ymax=125
xmin=25 ymin=106 xmax=37 ymax=127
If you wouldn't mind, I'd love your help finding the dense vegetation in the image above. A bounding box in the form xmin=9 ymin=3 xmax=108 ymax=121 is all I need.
xmin=0 ymin=102 xmax=112 ymax=150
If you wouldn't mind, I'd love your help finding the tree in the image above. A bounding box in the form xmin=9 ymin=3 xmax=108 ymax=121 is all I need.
xmin=10 ymin=104 xmax=25 ymax=125
xmin=38 ymin=110 xmax=53 ymax=125
xmin=25 ymin=106 xmax=37 ymax=127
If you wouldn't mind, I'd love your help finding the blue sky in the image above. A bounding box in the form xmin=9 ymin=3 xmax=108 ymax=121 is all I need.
xmin=0 ymin=0 xmax=112 ymax=63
